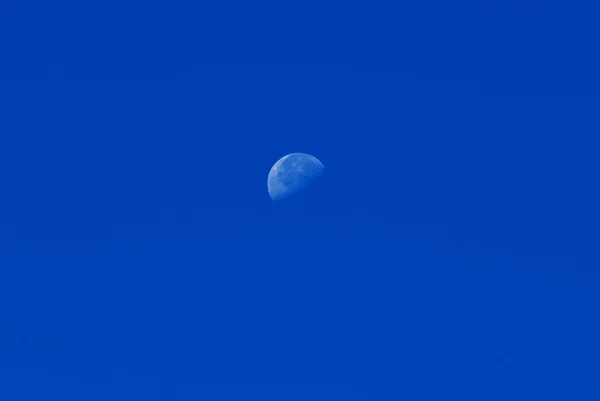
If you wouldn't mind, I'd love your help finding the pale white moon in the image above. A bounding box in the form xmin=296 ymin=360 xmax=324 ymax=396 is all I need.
xmin=267 ymin=153 xmax=325 ymax=201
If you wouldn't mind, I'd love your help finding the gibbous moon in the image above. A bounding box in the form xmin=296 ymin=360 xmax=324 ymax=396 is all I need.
xmin=267 ymin=153 xmax=325 ymax=201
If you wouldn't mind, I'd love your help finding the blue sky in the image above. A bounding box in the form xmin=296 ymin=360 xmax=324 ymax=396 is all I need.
xmin=1 ymin=1 xmax=599 ymax=400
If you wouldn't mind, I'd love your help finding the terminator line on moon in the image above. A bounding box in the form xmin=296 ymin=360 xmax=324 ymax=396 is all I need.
xmin=267 ymin=153 xmax=325 ymax=201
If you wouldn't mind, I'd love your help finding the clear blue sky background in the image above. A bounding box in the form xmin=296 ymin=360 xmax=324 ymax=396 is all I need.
xmin=1 ymin=1 xmax=599 ymax=400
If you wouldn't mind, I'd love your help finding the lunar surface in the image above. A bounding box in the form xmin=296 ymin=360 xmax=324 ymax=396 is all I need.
xmin=267 ymin=153 xmax=325 ymax=201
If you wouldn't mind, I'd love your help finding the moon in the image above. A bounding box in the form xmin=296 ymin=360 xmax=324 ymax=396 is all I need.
xmin=267 ymin=153 xmax=325 ymax=201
